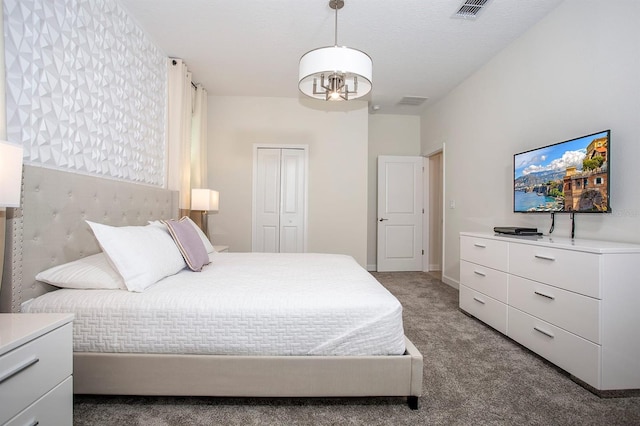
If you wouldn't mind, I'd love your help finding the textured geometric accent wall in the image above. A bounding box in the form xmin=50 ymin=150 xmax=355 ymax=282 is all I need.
xmin=3 ymin=0 xmax=167 ymax=186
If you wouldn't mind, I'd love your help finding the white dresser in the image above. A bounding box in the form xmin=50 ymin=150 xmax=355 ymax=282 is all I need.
xmin=459 ymin=232 xmax=640 ymax=392
xmin=0 ymin=313 xmax=73 ymax=425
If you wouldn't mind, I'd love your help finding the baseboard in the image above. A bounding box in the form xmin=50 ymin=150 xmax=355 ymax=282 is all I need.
xmin=441 ymin=274 xmax=459 ymax=290
xmin=429 ymin=263 xmax=441 ymax=271
xmin=367 ymin=264 xmax=377 ymax=272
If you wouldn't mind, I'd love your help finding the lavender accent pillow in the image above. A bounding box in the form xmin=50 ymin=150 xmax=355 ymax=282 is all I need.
xmin=148 ymin=217 xmax=216 ymax=253
xmin=162 ymin=217 xmax=211 ymax=271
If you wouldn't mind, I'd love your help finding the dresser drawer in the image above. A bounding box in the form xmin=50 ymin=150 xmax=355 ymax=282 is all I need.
xmin=460 ymin=260 xmax=508 ymax=303
xmin=509 ymin=243 xmax=600 ymax=298
xmin=460 ymin=285 xmax=507 ymax=334
xmin=509 ymin=275 xmax=600 ymax=344
xmin=0 ymin=323 xmax=73 ymax=424
xmin=5 ymin=376 xmax=73 ymax=426
xmin=460 ymin=236 xmax=508 ymax=272
xmin=507 ymin=307 xmax=601 ymax=388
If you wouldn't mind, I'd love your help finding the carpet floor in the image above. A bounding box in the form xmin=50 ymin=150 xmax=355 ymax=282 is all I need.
xmin=73 ymin=272 xmax=640 ymax=425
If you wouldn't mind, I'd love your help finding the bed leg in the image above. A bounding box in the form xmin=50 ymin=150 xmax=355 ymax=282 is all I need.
xmin=407 ymin=396 xmax=419 ymax=410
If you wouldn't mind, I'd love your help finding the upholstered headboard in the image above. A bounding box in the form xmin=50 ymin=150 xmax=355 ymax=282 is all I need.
xmin=0 ymin=165 xmax=178 ymax=312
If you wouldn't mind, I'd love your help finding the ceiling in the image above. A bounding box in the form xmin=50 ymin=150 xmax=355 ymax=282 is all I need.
xmin=118 ymin=0 xmax=564 ymax=115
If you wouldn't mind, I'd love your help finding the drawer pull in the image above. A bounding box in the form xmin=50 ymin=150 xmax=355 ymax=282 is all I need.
xmin=534 ymin=291 xmax=555 ymax=300
xmin=28 ymin=420 xmax=39 ymax=426
xmin=473 ymin=243 xmax=486 ymax=248
xmin=473 ymin=270 xmax=486 ymax=277
xmin=0 ymin=356 xmax=40 ymax=384
xmin=473 ymin=297 xmax=486 ymax=305
xmin=533 ymin=326 xmax=555 ymax=338
xmin=534 ymin=254 xmax=556 ymax=261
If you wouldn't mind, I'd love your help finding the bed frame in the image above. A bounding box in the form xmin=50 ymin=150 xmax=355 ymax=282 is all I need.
xmin=1 ymin=165 xmax=423 ymax=409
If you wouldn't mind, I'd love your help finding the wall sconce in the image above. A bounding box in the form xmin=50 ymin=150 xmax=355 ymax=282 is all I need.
xmin=0 ymin=141 xmax=23 ymax=208
xmin=191 ymin=188 xmax=219 ymax=237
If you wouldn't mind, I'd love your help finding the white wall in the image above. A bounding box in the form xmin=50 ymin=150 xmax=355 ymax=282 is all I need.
xmin=366 ymin=114 xmax=421 ymax=270
xmin=421 ymin=0 xmax=640 ymax=286
xmin=207 ymin=96 xmax=369 ymax=266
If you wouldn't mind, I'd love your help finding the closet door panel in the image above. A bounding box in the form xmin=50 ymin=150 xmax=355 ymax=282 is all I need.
xmin=255 ymin=148 xmax=281 ymax=252
xmin=280 ymin=149 xmax=305 ymax=253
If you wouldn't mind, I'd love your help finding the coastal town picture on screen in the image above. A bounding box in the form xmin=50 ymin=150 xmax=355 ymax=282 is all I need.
xmin=514 ymin=130 xmax=611 ymax=213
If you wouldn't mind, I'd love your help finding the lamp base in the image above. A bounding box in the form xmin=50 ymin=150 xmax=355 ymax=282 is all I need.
xmin=188 ymin=210 xmax=208 ymax=238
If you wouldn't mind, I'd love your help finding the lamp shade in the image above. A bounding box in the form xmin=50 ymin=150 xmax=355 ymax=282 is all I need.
xmin=209 ymin=190 xmax=219 ymax=212
xmin=0 ymin=140 xmax=23 ymax=207
xmin=298 ymin=45 xmax=372 ymax=100
xmin=191 ymin=189 xmax=219 ymax=212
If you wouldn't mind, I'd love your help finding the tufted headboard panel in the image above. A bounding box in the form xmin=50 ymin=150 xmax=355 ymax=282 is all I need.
xmin=1 ymin=165 xmax=178 ymax=312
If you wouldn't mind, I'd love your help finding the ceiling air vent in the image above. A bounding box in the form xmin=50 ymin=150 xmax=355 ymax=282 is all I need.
xmin=453 ymin=0 xmax=491 ymax=20
xmin=397 ymin=96 xmax=428 ymax=107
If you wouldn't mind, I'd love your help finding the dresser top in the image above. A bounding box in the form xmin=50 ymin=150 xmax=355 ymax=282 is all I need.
xmin=461 ymin=232 xmax=640 ymax=254
xmin=0 ymin=313 xmax=74 ymax=355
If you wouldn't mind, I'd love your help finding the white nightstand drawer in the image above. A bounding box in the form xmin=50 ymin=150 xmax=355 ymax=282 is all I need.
xmin=460 ymin=236 xmax=508 ymax=272
xmin=0 ymin=323 xmax=72 ymax=424
xmin=460 ymin=260 xmax=508 ymax=303
xmin=509 ymin=243 xmax=600 ymax=298
xmin=460 ymin=285 xmax=508 ymax=334
xmin=507 ymin=307 xmax=601 ymax=388
xmin=509 ymin=275 xmax=600 ymax=344
xmin=5 ymin=376 xmax=73 ymax=426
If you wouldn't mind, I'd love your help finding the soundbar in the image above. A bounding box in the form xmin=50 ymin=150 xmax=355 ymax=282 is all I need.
xmin=493 ymin=226 xmax=541 ymax=236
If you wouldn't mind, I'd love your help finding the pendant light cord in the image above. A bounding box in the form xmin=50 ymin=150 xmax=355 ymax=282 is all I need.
xmin=334 ymin=2 xmax=338 ymax=46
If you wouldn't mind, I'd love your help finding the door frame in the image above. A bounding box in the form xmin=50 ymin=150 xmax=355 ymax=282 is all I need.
xmin=251 ymin=144 xmax=309 ymax=252
xmin=422 ymin=156 xmax=429 ymax=272
xmin=423 ymin=145 xmax=446 ymax=280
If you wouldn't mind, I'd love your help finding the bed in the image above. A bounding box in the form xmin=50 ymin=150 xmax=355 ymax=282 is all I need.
xmin=1 ymin=165 xmax=423 ymax=409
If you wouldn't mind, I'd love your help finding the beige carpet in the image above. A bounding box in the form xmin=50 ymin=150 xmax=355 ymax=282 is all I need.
xmin=73 ymin=272 xmax=640 ymax=425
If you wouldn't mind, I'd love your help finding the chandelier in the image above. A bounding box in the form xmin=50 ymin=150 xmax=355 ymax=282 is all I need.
xmin=298 ymin=0 xmax=372 ymax=101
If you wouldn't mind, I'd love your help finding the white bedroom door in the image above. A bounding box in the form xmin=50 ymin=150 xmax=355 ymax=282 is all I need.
xmin=377 ymin=156 xmax=424 ymax=271
xmin=253 ymin=147 xmax=307 ymax=253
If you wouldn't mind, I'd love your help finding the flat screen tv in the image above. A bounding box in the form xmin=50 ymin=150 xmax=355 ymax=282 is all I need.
xmin=514 ymin=130 xmax=611 ymax=213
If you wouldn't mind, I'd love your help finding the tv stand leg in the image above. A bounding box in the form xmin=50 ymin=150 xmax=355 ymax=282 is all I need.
xmin=570 ymin=212 xmax=575 ymax=239
xmin=549 ymin=212 xmax=555 ymax=234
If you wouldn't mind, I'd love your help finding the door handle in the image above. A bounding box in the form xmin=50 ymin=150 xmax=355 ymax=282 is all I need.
xmin=379 ymin=218 xmax=388 ymax=222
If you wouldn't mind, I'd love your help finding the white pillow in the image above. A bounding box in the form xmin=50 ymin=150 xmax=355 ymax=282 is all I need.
xmin=36 ymin=253 xmax=127 ymax=290
xmin=149 ymin=216 xmax=216 ymax=254
xmin=86 ymin=221 xmax=187 ymax=292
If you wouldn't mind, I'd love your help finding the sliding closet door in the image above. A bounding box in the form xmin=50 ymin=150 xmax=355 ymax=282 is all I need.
xmin=253 ymin=147 xmax=307 ymax=253
xmin=279 ymin=149 xmax=305 ymax=252
xmin=255 ymin=148 xmax=282 ymax=252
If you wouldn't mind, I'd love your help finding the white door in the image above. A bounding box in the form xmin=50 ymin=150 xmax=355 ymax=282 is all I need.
xmin=279 ymin=149 xmax=306 ymax=252
xmin=377 ymin=156 xmax=423 ymax=271
xmin=253 ymin=147 xmax=306 ymax=253
xmin=255 ymin=148 xmax=282 ymax=252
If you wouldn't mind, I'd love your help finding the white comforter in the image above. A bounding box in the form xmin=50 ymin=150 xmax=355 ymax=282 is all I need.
xmin=24 ymin=253 xmax=406 ymax=356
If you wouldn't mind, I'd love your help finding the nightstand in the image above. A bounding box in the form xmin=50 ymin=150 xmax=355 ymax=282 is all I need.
xmin=214 ymin=245 xmax=229 ymax=253
xmin=0 ymin=313 xmax=74 ymax=425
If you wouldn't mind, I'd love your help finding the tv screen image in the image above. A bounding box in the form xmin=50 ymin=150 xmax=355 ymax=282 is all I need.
xmin=514 ymin=130 xmax=610 ymax=213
